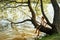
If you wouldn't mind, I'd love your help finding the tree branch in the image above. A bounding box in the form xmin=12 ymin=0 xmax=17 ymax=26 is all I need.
xmin=14 ymin=19 xmax=31 ymax=24
xmin=6 ymin=19 xmax=31 ymax=24
xmin=40 ymin=0 xmax=51 ymax=26
xmin=5 ymin=5 xmax=28 ymax=8
xmin=28 ymin=0 xmax=36 ymax=20
xmin=28 ymin=0 xmax=39 ymax=28
xmin=1 ymin=1 xmax=28 ymax=9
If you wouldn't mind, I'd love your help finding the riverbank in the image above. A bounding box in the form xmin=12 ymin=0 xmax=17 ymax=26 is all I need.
xmin=39 ymin=33 xmax=60 ymax=40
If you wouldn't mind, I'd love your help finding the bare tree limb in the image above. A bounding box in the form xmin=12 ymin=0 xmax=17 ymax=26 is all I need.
xmin=28 ymin=0 xmax=39 ymax=28
xmin=1 ymin=0 xmax=28 ymax=9
xmin=40 ymin=0 xmax=51 ymax=26
xmin=28 ymin=0 xmax=36 ymax=20
xmin=13 ymin=19 xmax=31 ymax=24
xmin=6 ymin=19 xmax=31 ymax=24
xmin=4 ymin=5 xmax=28 ymax=8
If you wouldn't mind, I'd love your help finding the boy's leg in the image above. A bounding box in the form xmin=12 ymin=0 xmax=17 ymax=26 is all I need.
xmin=35 ymin=28 xmax=38 ymax=33
xmin=37 ymin=29 xmax=40 ymax=36
xmin=35 ymin=26 xmax=39 ymax=33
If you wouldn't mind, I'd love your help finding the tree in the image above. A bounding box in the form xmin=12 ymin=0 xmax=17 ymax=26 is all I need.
xmin=0 ymin=0 xmax=60 ymax=35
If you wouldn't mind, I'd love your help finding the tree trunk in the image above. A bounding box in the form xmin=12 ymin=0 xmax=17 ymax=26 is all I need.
xmin=51 ymin=0 xmax=60 ymax=33
xmin=27 ymin=0 xmax=60 ymax=35
xmin=39 ymin=0 xmax=60 ymax=34
xmin=39 ymin=0 xmax=54 ymax=35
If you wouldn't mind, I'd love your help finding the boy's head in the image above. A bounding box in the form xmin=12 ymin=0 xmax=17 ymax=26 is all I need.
xmin=42 ymin=16 xmax=44 ymax=19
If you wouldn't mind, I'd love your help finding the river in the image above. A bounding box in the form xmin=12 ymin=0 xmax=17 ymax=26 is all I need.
xmin=0 ymin=3 xmax=60 ymax=40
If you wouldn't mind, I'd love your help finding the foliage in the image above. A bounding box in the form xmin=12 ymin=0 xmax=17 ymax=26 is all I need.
xmin=0 ymin=0 xmax=51 ymax=20
xmin=40 ymin=34 xmax=60 ymax=40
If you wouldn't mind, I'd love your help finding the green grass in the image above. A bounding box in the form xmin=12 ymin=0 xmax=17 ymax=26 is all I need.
xmin=38 ymin=33 xmax=60 ymax=40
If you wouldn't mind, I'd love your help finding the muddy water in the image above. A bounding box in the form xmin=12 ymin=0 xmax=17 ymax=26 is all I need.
xmin=0 ymin=20 xmax=46 ymax=40
xmin=0 ymin=26 xmax=46 ymax=40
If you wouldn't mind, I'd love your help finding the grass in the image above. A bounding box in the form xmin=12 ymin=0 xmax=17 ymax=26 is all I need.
xmin=38 ymin=33 xmax=60 ymax=40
